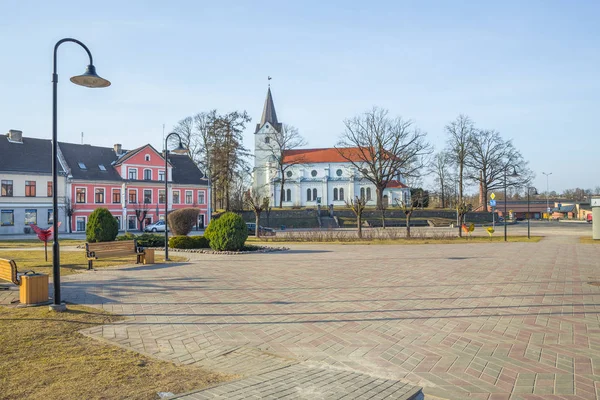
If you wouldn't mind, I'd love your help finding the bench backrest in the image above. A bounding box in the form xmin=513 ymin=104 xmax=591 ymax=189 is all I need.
xmin=86 ymin=240 xmax=139 ymax=258
xmin=0 ymin=258 xmax=19 ymax=285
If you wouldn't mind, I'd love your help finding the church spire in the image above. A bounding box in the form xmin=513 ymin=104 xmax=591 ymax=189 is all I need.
xmin=256 ymin=86 xmax=282 ymax=133
xmin=261 ymin=87 xmax=278 ymax=126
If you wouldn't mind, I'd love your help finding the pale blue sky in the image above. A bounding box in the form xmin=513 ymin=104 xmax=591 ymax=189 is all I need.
xmin=1 ymin=1 xmax=598 ymax=193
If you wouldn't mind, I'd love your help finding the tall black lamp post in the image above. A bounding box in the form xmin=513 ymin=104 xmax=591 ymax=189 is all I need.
xmin=164 ymin=132 xmax=186 ymax=261
xmin=503 ymin=166 xmax=519 ymax=242
xmin=51 ymin=39 xmax=110 ymax=311
xmin=527 ymin=186 xmax=538 ymax=239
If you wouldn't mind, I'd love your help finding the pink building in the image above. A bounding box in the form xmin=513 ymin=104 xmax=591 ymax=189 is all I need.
xmin=58 ymin=142 xmax=209 ymax=232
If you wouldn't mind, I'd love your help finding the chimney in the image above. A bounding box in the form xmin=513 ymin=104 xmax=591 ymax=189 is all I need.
xmin=114 ymin=143 xmax=122 ymax=156
xmin=7 ymin=129 xmax=23 ymax=143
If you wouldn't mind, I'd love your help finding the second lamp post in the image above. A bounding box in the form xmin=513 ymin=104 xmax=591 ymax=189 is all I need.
xmin=164 ymin=133 xmax=186 ymax=261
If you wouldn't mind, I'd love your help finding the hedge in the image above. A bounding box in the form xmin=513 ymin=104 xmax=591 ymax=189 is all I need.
xmin=168 ymin=235 xmax=210 ymax=249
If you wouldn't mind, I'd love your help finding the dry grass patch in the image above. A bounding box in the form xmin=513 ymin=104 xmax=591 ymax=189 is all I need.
xmin=0 ymin=250 xmax=187 ymax=277
xmin=580 ymin=236 xmax=600 ymax=244
xmin=249 ymin=234 xmax=543 ymax=245
xmin=0 ymin=239 xmax=85 ymax=249
xmin=0 ymin=304 xmax=232 ymax=400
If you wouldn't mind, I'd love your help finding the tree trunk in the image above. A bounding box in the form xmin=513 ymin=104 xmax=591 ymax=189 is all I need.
xmin=255 ymin=213 xmax=260 ymax=238
xmin=279 ymin=176 xmax=285 ymax=208
xmin=406 ymin=212 xmax=411 ymax=238
xmin=357 ymin=214 xmax=362 ymax=239
xmin=440 ymin=182 xmax=445 ymax=208
xmin=44 ymin=241 xmax=48 ymax=262
xmin=376 ymin=186 xmax=386 ymax=229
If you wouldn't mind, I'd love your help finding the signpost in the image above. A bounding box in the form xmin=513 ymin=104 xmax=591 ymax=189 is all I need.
xmin=490 ymin=193 xmax=496 ymax=229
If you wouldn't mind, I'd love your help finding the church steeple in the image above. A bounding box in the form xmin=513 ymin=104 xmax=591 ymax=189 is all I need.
xmin=256 ymin=87 xmax=282 ymax=133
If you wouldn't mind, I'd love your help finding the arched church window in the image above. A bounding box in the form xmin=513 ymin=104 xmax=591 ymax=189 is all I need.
xmin=264 ymin=136 xmax=270 ymax=144
xmin=333 ymin=188 xmax=338 ymax=201
xmin=339 ymin=188 xmax=344 ymax=201
xmin=312 ymin=188 xmax=317 ymax=201
xmin=307 ymin=189 xmax=312 ymax=201
xmin=360 ymin=187 xmax=365 ymax=201
xmin=366 ymin=188 xmax=372 ymax=201
xmin=286 ymin=189 xmax=291 ymax=202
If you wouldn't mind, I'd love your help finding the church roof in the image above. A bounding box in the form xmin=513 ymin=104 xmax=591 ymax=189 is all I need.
xmin=255 ymin=87 xmax=282 ymax=133
xmin=387 ymin=180 xmax=408 ymax=189
xmin=283 ymin=147 xmax=366 ymax=164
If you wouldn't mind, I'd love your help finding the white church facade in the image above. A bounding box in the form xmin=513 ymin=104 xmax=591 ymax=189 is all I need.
xmin=252 ymin=88 xmax=411 ymax=208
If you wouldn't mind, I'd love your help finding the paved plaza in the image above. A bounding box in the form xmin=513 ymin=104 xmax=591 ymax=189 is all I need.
xmin=2 ymin=223 xmax=600 ymax=399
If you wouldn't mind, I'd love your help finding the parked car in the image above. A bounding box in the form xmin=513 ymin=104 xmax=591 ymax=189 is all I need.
xmin=144 ymin=220 xmax=167 ymax=232
xmin=246 ymin=222 xmax=275 ymax=236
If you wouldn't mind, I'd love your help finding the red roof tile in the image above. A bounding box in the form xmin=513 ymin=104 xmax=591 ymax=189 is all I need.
xmin=387 ymin=180 xmax=408 ymax=189
xmin=283 ymin=147 xmax=365 ymax=164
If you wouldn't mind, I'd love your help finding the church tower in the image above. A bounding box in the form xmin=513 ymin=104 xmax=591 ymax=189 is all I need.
xmin=253 ymin=87 xmax=282 ymax=198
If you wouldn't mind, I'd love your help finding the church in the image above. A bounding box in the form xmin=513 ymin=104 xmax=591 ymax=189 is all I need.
xmin=252 ymin=88 xmax=411 ymax=208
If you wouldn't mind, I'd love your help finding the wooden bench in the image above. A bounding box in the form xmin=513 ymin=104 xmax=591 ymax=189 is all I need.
xmin=0 ymin=258 xmax=37 ymax=286
xmin=85 ymin=240 xmax=144 ymax=270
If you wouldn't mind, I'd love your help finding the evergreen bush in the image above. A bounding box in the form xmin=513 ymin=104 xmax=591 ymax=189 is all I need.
xmin=137 ymin=233 xmax=165 ymax=247
xmin=167 ymin=208 xmax=200 ymax=236
xmin=204 ymin=212 xmax=248 ymax=251
xmin=86 ymin=208 xmax=119 ymax=243
xmin=168 ymin=235 xmax=210 ymax=249
xmin=116 ymin=232 xmax=137 ymax=241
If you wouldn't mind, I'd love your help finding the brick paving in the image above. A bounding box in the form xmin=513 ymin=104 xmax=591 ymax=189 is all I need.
xmin=2 ymin=228 xmax=600 ymax=399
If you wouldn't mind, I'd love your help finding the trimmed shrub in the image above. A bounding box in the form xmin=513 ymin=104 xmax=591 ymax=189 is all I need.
xmin=167 ymin=208 xmax=200 ymax=236
xmin=204 ymin=212 xmax=248 ymax=251
xmin=137 ymin=233 xmax=165 ymax=247
xmin=86 ymin=208 xmax=119 ymax=243
xmin=116 ymin=232 xmax=137 ymax=241
xmin=168 ymin=235 xmax=210 ymax=249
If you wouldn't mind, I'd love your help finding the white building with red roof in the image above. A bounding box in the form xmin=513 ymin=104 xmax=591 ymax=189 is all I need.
xmin=253 ymin=89 xmax=410 ymax=208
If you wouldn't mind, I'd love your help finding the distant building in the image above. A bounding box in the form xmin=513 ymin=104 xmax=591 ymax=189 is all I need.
xmin=252 ymin=88 xmax=410 ymax=207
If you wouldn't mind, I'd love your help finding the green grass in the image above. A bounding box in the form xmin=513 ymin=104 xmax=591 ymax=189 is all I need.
xmin=0 ymin=305 xmax=232 ymax=400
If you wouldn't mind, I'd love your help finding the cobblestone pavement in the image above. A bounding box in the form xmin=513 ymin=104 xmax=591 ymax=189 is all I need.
xmin=3 ymin=229 xmax=600 ymax=399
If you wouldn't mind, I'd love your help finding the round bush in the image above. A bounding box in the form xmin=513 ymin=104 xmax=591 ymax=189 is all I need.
xmin=204 ymin=212 xmax=248 ymax=251
xmin=167 ymin=208 xmax=200 ymax=236
xmin=86 ymin=208 xmax=119 ymax=243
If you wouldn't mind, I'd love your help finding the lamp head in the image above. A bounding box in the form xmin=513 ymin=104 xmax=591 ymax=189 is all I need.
xmin=70 ymin=64 xmax=111 ymax=88
xmin=509 ymin=167 xmax=519 ymax=178
xmin=171 ymin=140 xmax=187 ymax=154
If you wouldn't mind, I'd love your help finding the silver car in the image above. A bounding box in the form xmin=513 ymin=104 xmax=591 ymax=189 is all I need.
xmin=144 ymin=220 xmax=166 ymax=232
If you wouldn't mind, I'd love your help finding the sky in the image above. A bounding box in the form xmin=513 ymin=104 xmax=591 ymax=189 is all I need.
xmin=1 ymin=0 xmax=599 ymax=194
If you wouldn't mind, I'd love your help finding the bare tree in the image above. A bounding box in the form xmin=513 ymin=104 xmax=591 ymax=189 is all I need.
xmin=445 ymin=115 xmax=475 ymax=209
xmin=258 ymin=124 xmax=307 ymax=208
xmin=337 ymin=107 xmax=432 ymax=228
xmin=133 ymin=201 xmax=149 ymax=231
xmin=244 ymin=188 xmax=269 ymax=238
xmin=428 ymin=151 xmax=452 ymax=208
xmin=346 ymin=196 xmax=367 ymax=239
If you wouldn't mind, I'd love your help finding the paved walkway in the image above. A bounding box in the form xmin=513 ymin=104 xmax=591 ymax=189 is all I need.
xmin=3 ymin=229 xmax=600 ymax=399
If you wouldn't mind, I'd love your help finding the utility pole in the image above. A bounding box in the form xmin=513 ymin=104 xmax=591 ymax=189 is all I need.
xmin=542 ymin=172 xmax=552 ymax=221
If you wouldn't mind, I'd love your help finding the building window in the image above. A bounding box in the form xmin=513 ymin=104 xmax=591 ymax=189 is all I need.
xmin=198 ymin=191 xmax=205 ymax=205
xmin=312 ymin=188 xmax=317 ymax=202
xmin=98 ymin=164 xmax=107 ymax=171
xmin=115 ymin=216 xmax=121 ymax=230
xmin=145 ymin=154 xmax=150 ymax=161
xmin=333 ymin=188 xmax=338 ymax=201
xmin=47 ymin=181 xmax=52 ymax=197
xmin=112 ymin=189 xmax=121 ymax=204
xmin=158 ymin=170 xmax=165 ymax=181
xmin=307 ymin=188 xmax=311 ymax=202
xmin=286 ymin=170 xmax=292 ymax=178
xmin=95 ymin=188 xmax=105 ymax=203
xmin=76 ymin=188 xmax=86 ymax=203
xmin=264 ymin=136 xmax=270 ymax=144
xmin=159 ymin=190 xmax=166 ymax=204
xmin=25 ymin=181 xmax=36 ymax=197
xmin=143 ymin=189 xmax=152 ymax=204
xmin=128 ymin=168 xmax=137 ymax=180
xmin=25 ymin=209 xmax=37 ymax=225
xmin=128 ymin=190 xmax=137 ymax=204
xmin=1 ymin=180 xmax=13 ymax=197
xmin=144 ymin=169 xmax=152 ymax=180
xmin=360 ymin=187 xmax=365 ymax=201
xmin=76 ymin=217 xmax=86 ymax=232
xmin=48 ymin=209 xmax=54 ymax=224
xmin=1 ymin=210 xmax=14 ymax=226
xmin=185 ymin=190 xmax=193 ymax=204
xmin=286 ymin=189 xmax=291 ymax=202
xmin=172 ymin=191 xmax=180 ymax=204
xmin=78 ymin=162 xmax=87 ymax=170
xmin=336 ymin=169 xmax=342 ymax=177
xmin=366 ymin=187 xmax=372 ymax=201
xmin=128 ymin=216 xmax=137 ymax=230
xmin=311 ymin=170 xmax=317 ymax=177
xmin=339 ymin=188 xmax=344 ymax=201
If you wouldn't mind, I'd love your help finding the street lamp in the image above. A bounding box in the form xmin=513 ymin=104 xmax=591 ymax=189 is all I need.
xmin=197 ymin=161 xmax=212 ymax=230
xmin=504 ymin=166 xmax=519 ymax=242
xmin=51 ymin=38 xmax=110 ymax=312
xmin=542 ymin=172 xmax=552 ymax=221
xmin=164 ymin=132 xmax=186 ymax=261
xmin=526 ymin=186 xmax=538 ymax=239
